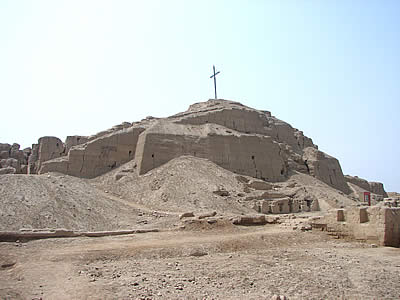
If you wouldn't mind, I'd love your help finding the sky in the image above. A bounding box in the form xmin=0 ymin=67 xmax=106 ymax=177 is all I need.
xmin=0 ymin=1 xmax=399 ymax=191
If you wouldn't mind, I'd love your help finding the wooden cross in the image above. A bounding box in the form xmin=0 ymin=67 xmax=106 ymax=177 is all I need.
xmin=210 ymin=65 xmax=220 ymax=99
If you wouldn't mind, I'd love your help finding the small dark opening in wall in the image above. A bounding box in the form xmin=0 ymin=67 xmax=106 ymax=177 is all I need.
xmin=251 ymin=155 xmax=255 ymax=160
xmin=77 ymin=137 xmax=80 ymax=142
xmin=280 ymin=168 xmax=284 ymax=175
xmin=56 ymin=143 xmax=59 ymax=147
xmin=129 ymin=150 xmax=132 ymax=156
xmin=304 ymin=160 xmax=310 ymax=173
xmin=151 ymin=154 xmax=154 ymax=158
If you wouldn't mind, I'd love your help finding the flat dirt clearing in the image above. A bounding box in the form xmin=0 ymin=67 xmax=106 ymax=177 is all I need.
xmin=1 ymin=225 xmax=400 ymax=299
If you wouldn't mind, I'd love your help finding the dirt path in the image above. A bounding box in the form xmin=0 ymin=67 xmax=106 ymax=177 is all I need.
xmin=1 ymin=226 xmax=399 ymax=299
xmin=98 ymin=190 xmax=179 ymax=217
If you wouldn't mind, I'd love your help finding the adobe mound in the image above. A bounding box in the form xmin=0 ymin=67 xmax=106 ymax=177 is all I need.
xmin=93 ymin=155 xmax=256 ymax=214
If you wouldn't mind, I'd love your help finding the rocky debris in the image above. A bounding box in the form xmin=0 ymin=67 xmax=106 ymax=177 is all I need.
xmin=265 ymin=215 xmax=280 ymax=224
xmin=247 ymin=180 xmax=272 ymax=190
xmin=0 ymin=158 xmax=20 ymax=173
xmin=114 ymin=173 xmax=127 ymax=181
xmin=235 ymin=175 xmax=250 ymax=184
xmin=0 ymin=166 xmax=16 ymax=175
xmin=198 ymin=211 xmax=217 ymax=219
xmin=213 ymin=187 xmax=230 ymax=196
xmin=270 ymin=295 xmax=288 ymax=300
xmin=232 ymin=214 xmax=267 ymax=226
xmin=93 ymin=156 xmax=256 ymax=215
xmin=382 ymin=197 xmax=400 ymax=208
xmin=179 ymin=212 xmax=195 ymax=219
xmin=0 ymin=173 xmax=175 ymax=231
xmin=188 ymin=249 xmax=208 ymax=257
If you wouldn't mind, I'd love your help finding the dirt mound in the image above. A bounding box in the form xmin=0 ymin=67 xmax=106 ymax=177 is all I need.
xmin=0 ymin=155 xmax=358 ymax=232
xmin=93 ymin=156 xmax=256 ymax=215
xmin=274 ymin=172 xmax=357 ymax=210
xmin=0 ymin=173 xmax=170 ymax=231
xmin=94 ymin=156 xmax=357 ymax=216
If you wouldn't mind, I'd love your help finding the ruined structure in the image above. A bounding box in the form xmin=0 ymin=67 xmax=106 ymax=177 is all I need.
xmin=0 ymin=143 xmax=31 ymax=174
xmin=0 ymin=99 xmax=388 ymax=201
xmin=35 ymin=100 xmax=342 ymax=187
xmin=345 ymin=175 xmax=388 ymax=197
xmin=313 ymin=206 xmax=400 ymax=247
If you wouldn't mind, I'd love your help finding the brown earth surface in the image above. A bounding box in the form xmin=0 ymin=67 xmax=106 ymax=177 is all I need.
xmin=0 ymin=156 xmax=356 ymax=232
xmin=1 ymin=224 xmax=400 ymax=300
xmin=1 ymin=156 xmax=398 ymax=299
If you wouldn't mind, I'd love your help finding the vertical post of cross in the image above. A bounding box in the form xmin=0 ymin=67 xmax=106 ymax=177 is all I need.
xmin=210 ymin=65 xmax=220 ymax=100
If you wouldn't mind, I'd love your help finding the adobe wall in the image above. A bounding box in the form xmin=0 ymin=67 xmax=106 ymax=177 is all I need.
xmin=345 ymin=175 xmax=388 ymax=197
xmin=0 ymin=143 xmax=31 ymax=174
xmin=345 ymin=176 xmax=370 ymax=191
xmin=175 ymin=106 xmax=314 ymax=154
xmin=40 ymin=126 xmax=145 ymax=178
xmin=384 ymin=208 xmax=400 ymax=247
xmin=319 ymin=207 xmax=400 ymax=247
xmin=135 ymin=122 xmax=287 ymax=182
xmin=303 ymin=147 xmax=350 ymax=194
xmin=65 ymin=135 xmax=91 ymax=153
xmin=369 ymin=182 xmax=388 ymax=198
xmin=254 ymin=197 xmax=319 ymax=214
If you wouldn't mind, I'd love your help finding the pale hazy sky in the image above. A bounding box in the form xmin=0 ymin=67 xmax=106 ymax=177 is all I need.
xmin=1 ymin=1 xmax=399 ymax=191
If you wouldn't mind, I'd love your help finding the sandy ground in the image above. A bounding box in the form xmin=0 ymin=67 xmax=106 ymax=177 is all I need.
xmin=0 ymin=156 xmax=397 ymax=299
xmin=1 ymin=224 xmax=399 ymax=300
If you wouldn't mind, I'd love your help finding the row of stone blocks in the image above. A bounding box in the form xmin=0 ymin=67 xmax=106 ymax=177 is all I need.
xmin=253 ymin=197 xmax=319 ymax=214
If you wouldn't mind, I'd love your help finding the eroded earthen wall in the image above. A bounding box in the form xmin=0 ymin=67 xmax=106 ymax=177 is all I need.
xmin=384 ymin=208 xmax=400 ymax=247
xmin=319 ymin=207 xmax=400 ymax=247
xmin=40 ymin=126 xmax=145 ymax=178
xmin=303 ymin=147 xmax=350 ymax=194
xmin=175 ymin=107 xmax=315 ymax=153
xmin=135 ymin=125 xmax=287 ymax=182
